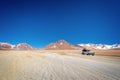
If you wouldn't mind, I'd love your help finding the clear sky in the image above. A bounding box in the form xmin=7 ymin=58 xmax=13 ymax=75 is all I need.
xmin=0 ymin=0 xmax=120 ymax=47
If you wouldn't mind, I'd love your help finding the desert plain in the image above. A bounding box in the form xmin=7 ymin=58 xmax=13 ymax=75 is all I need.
xmin=0 ymin=50 xmax=120 ymax=80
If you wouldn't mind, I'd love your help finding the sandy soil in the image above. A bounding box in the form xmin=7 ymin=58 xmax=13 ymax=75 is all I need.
xmin=0 ymin=50 xmax=120 ymax=80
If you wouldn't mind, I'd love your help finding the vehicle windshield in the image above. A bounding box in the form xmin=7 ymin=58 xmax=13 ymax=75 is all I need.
xmin=82 ymin=49 xmax=90 ymax=52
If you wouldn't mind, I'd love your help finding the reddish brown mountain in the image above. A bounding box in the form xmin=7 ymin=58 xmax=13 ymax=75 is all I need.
xmin=0 ymin=42 xmax=13 ymax=50
xmin=14 ymin=43 xmax=34 ymax=50
xmin=44 ymin=40 xmax=76 ymax=50
xmin=0 ymin=42 xmax=34 ymax=50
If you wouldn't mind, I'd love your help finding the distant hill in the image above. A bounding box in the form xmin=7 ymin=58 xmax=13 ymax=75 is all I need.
xmin=0 ymin=42 xmax=34 ymax=50
xmin=0 ymin=42 xmax=13 ymax=50
xmin=76 ymin=44 xmax=120 ymax=50
xmin=14 ymin=43 xmax=34 ymax=50
xmin=44 ymin=40 xmax=76 ymax=50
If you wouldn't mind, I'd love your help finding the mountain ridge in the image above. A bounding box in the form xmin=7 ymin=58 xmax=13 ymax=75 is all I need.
xmin=0 ymin=40 xmax=120 ymax=50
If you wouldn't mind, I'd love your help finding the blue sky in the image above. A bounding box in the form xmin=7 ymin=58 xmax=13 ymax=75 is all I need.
xmin=0 ymin=0 xmax=120 ymax=47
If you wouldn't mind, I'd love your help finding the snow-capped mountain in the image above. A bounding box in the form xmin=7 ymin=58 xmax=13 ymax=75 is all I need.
xmin=44 ymin=40 xmax=76 ymax=50
xmin=14 ymin=43 xmax=34 ymax=50
xmin=76 ymin=44 xmax=120 ymax=50
xmin=111 ymin=44 xmax=120 ymax=49
xmin=0 ymin=42 xmax=13 ymax=50
xmin=0 ymin=41 xmax=120 ymax=50
xmin=0 ymin=42 xmax=34 ymax=50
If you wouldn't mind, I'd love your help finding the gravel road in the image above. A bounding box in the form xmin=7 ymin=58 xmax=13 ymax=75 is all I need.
xmin=0 ymin=51 xmax=120 ymax=80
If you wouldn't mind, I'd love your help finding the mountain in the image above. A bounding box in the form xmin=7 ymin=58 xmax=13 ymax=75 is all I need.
xmin=14 ymin=43 xmax=34 ymax=50
xmin=76 ymin=44 xmax=120 ymax=50
xmin=0 ymin=41 xmax=120 ymax=50
xmin=0 ymin=42 xmax=34 ymax=50
xmin=44 ymin=40 xmax=76 ymax=50
xmin=111 ymin=44 xmax=120 ymax=50
xmin=0 ymin=42 xmax=13 ymax=50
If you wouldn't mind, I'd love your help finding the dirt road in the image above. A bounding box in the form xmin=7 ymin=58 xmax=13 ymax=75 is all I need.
xmin=0 ymin=51 xmax=120 ymax=80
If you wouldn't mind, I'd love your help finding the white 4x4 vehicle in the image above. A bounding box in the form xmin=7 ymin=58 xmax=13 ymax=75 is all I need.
xmin=82 ymin=50 xmax=95 ymax=56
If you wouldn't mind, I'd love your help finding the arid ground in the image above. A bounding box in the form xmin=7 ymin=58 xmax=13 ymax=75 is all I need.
xmin=0 ymin=50 xmax=120 ymax=80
